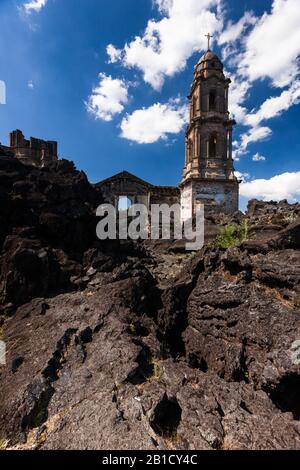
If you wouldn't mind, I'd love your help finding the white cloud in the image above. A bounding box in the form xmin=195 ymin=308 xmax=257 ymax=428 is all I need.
xmin=246 ymin=80 xmax=300 ymax=127
xmin=120 ymin=99 xmax=188 ymax=144
xmin=238 ymin=0 xmax=300 ymax=88
xmin=110 ymin=0 xmax=223 ymax=90
xmin=106 ymin=44 xmax=122 ymax=64
xmin=240 ymin=172 xmax=300 ymax=202
xmin=228 ymin=72 xmax=250 ymax=123
xmin=86 ymin=73 xmax=129 ymax=122
xmin=23 ymin=0 xmax=48 ymax=13
xmin=235 ymin=171 xmax=250 ymax=182
xmin=27 ymin=80 xmax=34 ymax=89
xmin=153 ymin=0 xmax=173 ymax=14
xmin=230 ymin=79 xmax=300 ymax=159
xmin=233 ymin=126 xmax=271 ymax=161
xmin=219 ymin=11 xmax=256 ymax=45
xmin=252 ymin=153 xmax=266 ymax=162
xmin=239 ymin=126 xmax=272 ymax=152
xmin=0 ymin=80 xmax=6 ymax=105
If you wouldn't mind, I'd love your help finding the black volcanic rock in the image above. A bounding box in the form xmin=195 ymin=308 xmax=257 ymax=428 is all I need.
xmin=0 ymin=157 xmax=103 ymax=307
xmin=0 ymin=157 xmax=300 ymax=450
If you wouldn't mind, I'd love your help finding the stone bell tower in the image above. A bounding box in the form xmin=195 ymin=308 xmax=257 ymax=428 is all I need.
xmin=180 ymin=37 xmax=239 ymax=220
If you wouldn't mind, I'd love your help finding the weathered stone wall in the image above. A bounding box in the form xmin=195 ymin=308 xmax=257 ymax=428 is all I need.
xmin=96 ymin=172 xmax=151 ymax=209
xmin=97 ymin=173 xmax=180 ymax=212
xmin=150 ymin=186 xmax=180 ymax=207
xmin=181 ymin=178 xmax=239 ymax=220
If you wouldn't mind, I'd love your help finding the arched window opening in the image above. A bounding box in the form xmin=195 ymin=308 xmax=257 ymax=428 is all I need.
xmin=209 ymin=90 xmax=216 ymax=111
xmin=209 ymin=135 xmax=217 ymax=159
xmin=118 ymin=196 xmax=133 ymax=212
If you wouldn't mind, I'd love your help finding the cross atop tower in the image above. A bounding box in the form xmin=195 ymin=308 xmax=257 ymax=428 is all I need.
xmin=205 ymin=33 xmax=213 ymax=51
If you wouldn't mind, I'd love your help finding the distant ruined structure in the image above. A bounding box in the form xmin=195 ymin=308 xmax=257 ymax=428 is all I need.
xmin=0 ymin=129 xmax=58 ymax=167
xmin=0 ymin=38 xmax=239 ymax=217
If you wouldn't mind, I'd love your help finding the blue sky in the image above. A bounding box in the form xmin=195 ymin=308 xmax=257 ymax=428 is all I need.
xmin=0 ymin=0 xmax=299 ymax=210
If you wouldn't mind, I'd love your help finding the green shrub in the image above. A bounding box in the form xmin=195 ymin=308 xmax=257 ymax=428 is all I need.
xmin=212 ymin=220 xmax=249 ymax=249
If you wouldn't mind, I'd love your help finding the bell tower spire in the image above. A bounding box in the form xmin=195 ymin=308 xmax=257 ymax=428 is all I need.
xmin=180 ymin=47 xmax=239 ymax=217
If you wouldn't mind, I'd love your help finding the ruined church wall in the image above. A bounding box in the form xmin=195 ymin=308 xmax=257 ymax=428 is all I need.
xmin=181 ymin=179 xmax=239 ymax=220
xmin=149 ymin=187 xmax=180 ymax=208
xmin=98 ymin=179 xmax=151 ymax=209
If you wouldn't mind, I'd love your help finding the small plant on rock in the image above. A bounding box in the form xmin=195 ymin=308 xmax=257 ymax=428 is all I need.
xmin=212 ymin=220 xmax=250 ymax=249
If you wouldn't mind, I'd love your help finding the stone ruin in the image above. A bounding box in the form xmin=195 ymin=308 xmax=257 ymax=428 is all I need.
xmin=96 ymin=171 xmax=180 ymax=214
xmin=0 ymin=129 xmax=58 ymax=167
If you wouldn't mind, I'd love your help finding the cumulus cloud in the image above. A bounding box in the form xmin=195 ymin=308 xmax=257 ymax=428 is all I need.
xmin=238 ymin=0 xmax=300 ymax=88
xmin=106 ymin=44 xmax=122 ymax=64
xmin=235 ymin=171 xmax=250 ymax=182
xmin=232 ymin=126 xmax=271 ymax=161
xmin=109 ymin=0 xmax=223 ymax=90
xmin=238 ymin=126 xmax=272 ymax=154
xmin=120 ymin=99 xmax=188 ymax=144
xmin=240 ymin=172 xmax=300 ymax=202
xmin=232 ymin=80 xmax=300 ymax=159
xmin=227 ymin=72 xmax=251 ymax=123
xmin=86 ymin=73 xmax=129 ymax=122
xmin=23 ymin=0 xmax=48 ymax=13
xmin=232 ymin=80 xmax=300 ymax=158
xmin=219 ymin=11 xmax=256 ymax=45
xmin=252 ymin=153 xmax=266 ymax=162
xmin=245 ymin=81 xmax=300 ymax=127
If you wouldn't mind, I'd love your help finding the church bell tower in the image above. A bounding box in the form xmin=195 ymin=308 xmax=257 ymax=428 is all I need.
xmin=180 ymin=35 xmax=239 ymax=219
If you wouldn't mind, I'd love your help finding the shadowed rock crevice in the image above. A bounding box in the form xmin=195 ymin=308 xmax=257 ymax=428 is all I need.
xmin=20 ymin=329 xmax=78 ymax=436
xmin=21 ymin=384 xmax=55 ymax=431
xmin=150 ymin=394 xmax=182 ymax=438
xmin=126 ymin=341 xmax=155 ymax=385
xmin=231 ymin=342 xmax=249 ymax=383
xmin=42 ymin=328 xmax=77 ymax=381
xmin=264 ymin=374 xmax=300 ymax=420
xmin=188 ymin=354 xmax=208 ymax=373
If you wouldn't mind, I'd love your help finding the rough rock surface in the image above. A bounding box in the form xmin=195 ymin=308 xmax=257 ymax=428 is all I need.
xmin=0 ymin=158 xmax=300 ymax=450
